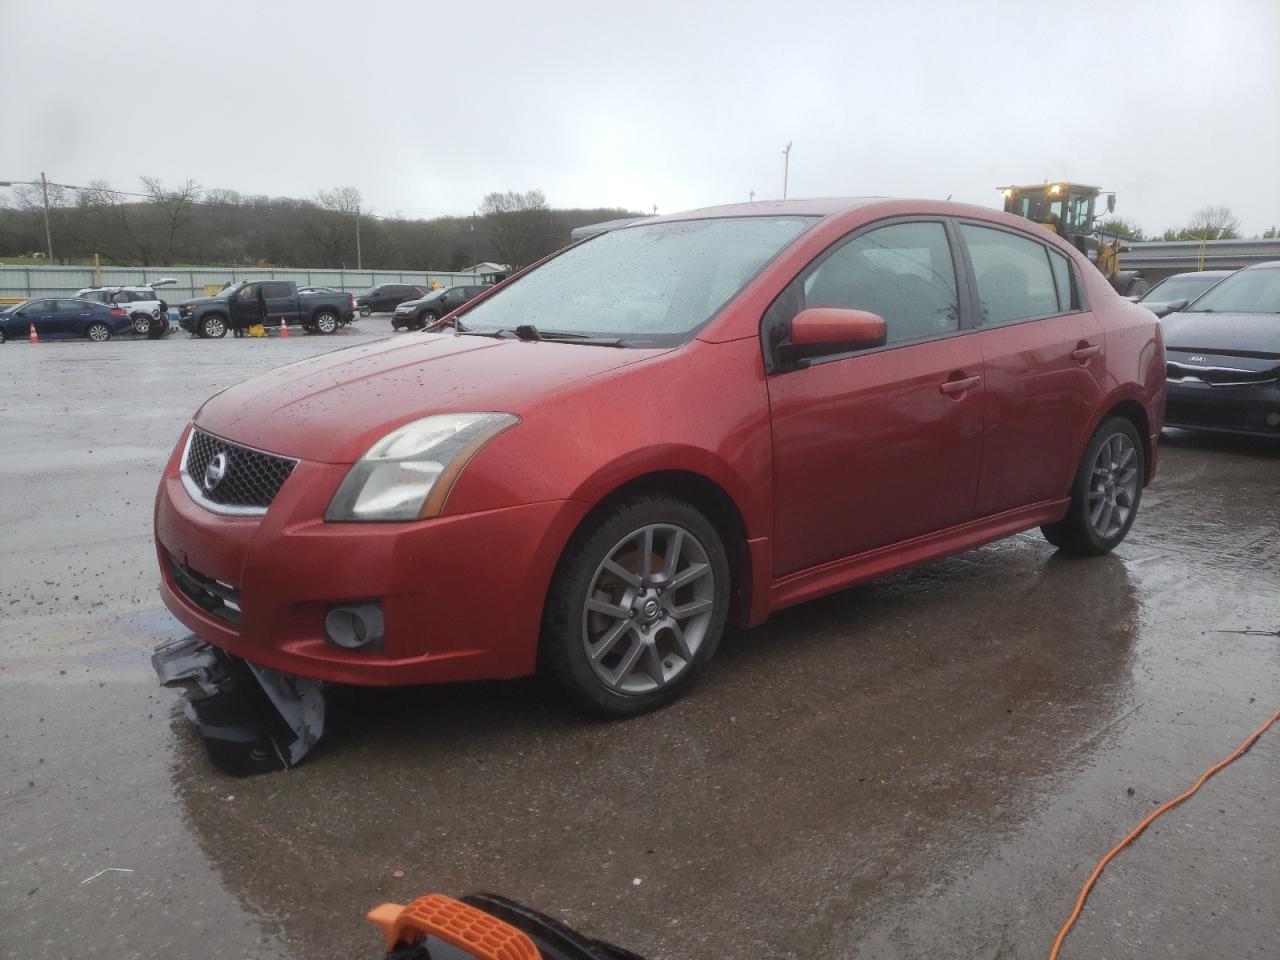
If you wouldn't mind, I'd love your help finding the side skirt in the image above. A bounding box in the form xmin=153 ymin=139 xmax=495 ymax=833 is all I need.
xmin=770 ymin=498 xmax=1070 ymax=612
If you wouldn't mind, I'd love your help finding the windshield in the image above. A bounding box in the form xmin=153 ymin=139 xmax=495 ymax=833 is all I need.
xmin=455 ymin=216 xmax=816 ymax=344
xmin=214 ymin=281 xmax=247 ymax=300
xmin=1141 ymin=274 xmax=1224 ymax=304
xmin=1187 ymin=267 xmax=1280 ymax=314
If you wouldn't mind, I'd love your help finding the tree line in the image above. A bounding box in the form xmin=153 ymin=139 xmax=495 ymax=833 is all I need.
xmin=0 ymin=178 xmax=638 ymax=270
xmin=1101 ymin=205 xmax=1278 ymax=242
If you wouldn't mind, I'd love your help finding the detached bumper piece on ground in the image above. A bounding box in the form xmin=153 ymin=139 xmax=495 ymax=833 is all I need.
xmin=152 ymin=636 xmax=326 ymax=777
xmin=369 ymin=893 xmax=644 ymax=960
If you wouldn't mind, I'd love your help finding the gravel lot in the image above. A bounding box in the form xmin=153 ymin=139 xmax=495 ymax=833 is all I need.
xmin=2 ymin=317 xmax=1278 ymax=959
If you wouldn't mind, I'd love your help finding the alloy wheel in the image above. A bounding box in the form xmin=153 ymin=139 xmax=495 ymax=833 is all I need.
xmin=1088 ymin=432 xmax=1139 ymax=539
xmin=581 ymin=523 xmax=715 ymax=695
xmin=87 ymin=323 xmax=110 ymax=342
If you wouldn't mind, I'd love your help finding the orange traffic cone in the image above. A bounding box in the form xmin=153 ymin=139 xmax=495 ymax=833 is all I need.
xmin=29 ymin=322 xmax=38 ymax=344
xmin=280 ymin=315 xmax=289 ymax=338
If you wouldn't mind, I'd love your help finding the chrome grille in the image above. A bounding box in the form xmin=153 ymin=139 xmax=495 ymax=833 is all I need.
xmin=182 ymin=428 xmax=297 ymax=514
xmin=1166 ymin=362 xmax=1278 ymax=387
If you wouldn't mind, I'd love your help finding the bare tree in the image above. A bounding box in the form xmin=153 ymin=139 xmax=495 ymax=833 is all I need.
xmin=142 ymin=176 xmax=202 ymax=264
xmin=303 ymin=187 xmax=363 ymax=266
xmin=478 ymin=189 xmax=556 ymax=269
xmin=79 ymin=181 xmax=154 ymax=265
xmin=1180 ymin=206 xmax=1241 ymax=241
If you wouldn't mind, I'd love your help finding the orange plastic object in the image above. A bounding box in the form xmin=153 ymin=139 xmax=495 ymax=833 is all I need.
xmin=367 ymin=893 xmax=541 ymax=960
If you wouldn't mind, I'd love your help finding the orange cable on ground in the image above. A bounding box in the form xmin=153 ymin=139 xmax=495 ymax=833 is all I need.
xmin=1049 ymin=705 xmax=1280 ymax=960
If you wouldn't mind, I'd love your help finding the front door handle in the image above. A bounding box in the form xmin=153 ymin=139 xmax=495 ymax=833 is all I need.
xmin=1072 ymin=342 xmax=1103 ymax=362
xmin=939 ymin=375 xmax=982 ymax=396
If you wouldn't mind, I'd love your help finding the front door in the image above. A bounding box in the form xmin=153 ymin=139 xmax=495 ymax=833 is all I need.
xmin=230 ymin=284 xmax=262 ymax=329
xmin=957 ymin=223 xmax=1106 ymax=515
xmin=765 ymin=220 xmax=985 ymax=577
xmin=22 ymin=299 xmax=59 ymax=339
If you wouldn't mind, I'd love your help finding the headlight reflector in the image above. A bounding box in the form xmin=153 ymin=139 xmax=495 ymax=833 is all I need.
xmin=325 ymin=412 xmax=518 ymax=522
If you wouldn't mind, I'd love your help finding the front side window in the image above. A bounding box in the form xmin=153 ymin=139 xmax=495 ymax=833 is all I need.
xmin=788 ymin=220 xmax=961 ymax=345
xmin=1185 ymin=267 xmax=1280 ymax=314
xmin=456 ymin=216 xmax=816 ymax=345
xmin=962 ymin=224 xmax=1062 ymax=325
xmin=235 ymin=284 xmax=258 ymax=302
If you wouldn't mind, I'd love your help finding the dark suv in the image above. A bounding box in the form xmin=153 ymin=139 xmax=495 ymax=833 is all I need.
xmin=355 ymin=284 xmax=428 ymax=313
xmin=391 ymin=285 xmax=490 ymax=330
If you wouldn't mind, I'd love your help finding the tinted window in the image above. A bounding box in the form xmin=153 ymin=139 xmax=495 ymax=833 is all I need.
xmin=1138 ymin=274 xmax=1223 ymax=304
xmin=1048 ymin=248 xmax=1074 ymax=310
xmin=262 ymin=282 xmax=293 ymax=298
xmin=1186 ymin=267 xmax=1280 ymax=314
xmin=962 ymin=224 xmax=1060 ymax=325
xmin=58 ymin=299 xmax=87 ymax=312
xmin=797 ymin=221 xmax=960 ymax=344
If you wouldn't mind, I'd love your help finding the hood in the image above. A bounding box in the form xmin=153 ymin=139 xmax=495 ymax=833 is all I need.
xmin=194 ymin=333 xmax=670 ymax=463
xmin=397 ymin=291 xmax=445 ymax=308
xmin=179 ymin=295 xmax=222 ymax=308
xmin=1159 ymin=311 xmax=1280 ymax=357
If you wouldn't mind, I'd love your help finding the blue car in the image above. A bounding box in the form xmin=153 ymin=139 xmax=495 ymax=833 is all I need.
xmin=0 ymin=297 xmax=134 ymax=343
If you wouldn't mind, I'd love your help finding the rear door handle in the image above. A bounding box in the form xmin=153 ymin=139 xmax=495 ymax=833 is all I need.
xmin=939 ymin=375 xmax=982 ymax=396
xmin=1072 ymin=342 xmax=1103 ymax=362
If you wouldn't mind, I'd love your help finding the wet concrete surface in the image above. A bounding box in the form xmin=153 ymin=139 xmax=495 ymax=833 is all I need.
xmin=2 ymin=319 xmax=1278 ymax=959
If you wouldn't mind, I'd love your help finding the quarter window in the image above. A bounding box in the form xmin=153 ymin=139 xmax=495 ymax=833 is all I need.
xmin=962 ymin=224 xmax=1061 ymax=325
xmin=793 ymin=221 xmax=960 ymax=345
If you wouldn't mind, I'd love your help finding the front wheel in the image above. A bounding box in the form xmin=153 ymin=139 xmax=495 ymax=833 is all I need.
xmin=416 ymin=310 xmax=438 ymax=330
xmin=0 ymin=327 xmax=7 ymax=344
xmin=201 ymin=315 xmax=227 ymax=339
xmin=1041 ymin=416 xmax=1144 ymax=555
xmin=542 ymin=495 xmax=730 ymax=717
xmin=87 ymin=322 xmax=112 ymax=342
xmin=359 ymin=305 xmax=371 ymax=317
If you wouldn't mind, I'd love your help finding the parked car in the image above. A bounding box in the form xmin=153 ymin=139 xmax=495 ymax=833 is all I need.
xmin=392 ymin=285 xmax=490 ymax=330
xmin=1162 ymin=260 xmax=1280 ymax=438
xmin=176 ymin=280 xmax=356 ymax=337
xmin=355 ymin=283 xmax=428 ymax=314
xmin=1134 ymin=270 xmax=1234 ymax=318
xmin=75 ymin=278 xmax=178 ymax=338
xmin=154 ymin=198 xmax=1164 ymax=724
xmin=0 ymin=297 xmax=134 ymax=342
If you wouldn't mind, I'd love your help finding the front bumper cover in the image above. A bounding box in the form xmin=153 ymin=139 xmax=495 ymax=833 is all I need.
xmin=153 ymin=635 xmax=326 ymax=776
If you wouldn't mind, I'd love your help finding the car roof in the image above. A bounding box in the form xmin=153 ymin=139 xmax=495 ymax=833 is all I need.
xmin=627 ymin=196 xmax=1036 ymax=228
xmin=1243 ymin=260 xmax=1280 ymax=271
xmin=1163 ymin=270 xmax=1235 ymax=279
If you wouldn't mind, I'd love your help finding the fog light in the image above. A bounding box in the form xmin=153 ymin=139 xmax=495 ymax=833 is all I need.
xmin=324 ymin=603 xmax=385 ymax=649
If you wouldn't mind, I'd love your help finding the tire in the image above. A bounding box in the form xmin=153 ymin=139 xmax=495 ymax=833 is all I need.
xmin=359 ymin=305 xmax=371 ymax=318
xmin=417 ymin=310 xmax=438 ymax=330
xmin=0 ymin=327 xmax=7 ymax=344
xmin=87 ymin=322 xmax=112 ymax=342
xmin=303 ymin=324 xmax=317 ymax=334
xmin=201 ymin=315 xmax=228 ymax=339
xmin=131 ymin=313 xmax=152 ymax=336
xmin=542 ymin=494 xmax=731 ymax=717
xmin=314 ymin=310 xmax=339 ymax=335
xmin=1041 ymin=416 xmax=1144 ymax=556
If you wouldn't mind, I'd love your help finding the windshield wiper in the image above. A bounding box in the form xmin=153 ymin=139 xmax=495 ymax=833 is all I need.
xmin=513 ymin=324 xmax=632 ymax=347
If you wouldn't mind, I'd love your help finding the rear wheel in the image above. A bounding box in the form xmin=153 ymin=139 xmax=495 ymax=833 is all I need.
xmin=314 ymin=310 xmax=339 ymax=334
xmin=543 ymin=495 xmax=730 ymax=717
xmin=87 ymin=322 xmax=112 ymax=342
xmin=1041 ymin=416 xmax=1144 ymax=555
xmin=131 ymin=313 xmax=152 ymax=336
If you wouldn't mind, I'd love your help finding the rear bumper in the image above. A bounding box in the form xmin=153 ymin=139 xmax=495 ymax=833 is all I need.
xmin=1165 ymin=378 xmax=1280 ymax=438
xmin=155 ymin=457 xmax=590 ymax=686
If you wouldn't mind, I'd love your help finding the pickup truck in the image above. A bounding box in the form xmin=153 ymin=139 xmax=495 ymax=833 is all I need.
xmin=176 ymin=280 xmax=356 ymax=338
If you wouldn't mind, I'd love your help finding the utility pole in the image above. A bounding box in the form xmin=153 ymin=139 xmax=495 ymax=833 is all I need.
xmin=470 ymin=213 xmax=476 ymax=270
xmin=782 ymin=142 xmax=792 ymax=200
xmin=749 ymin=189 xmax=755 ymax=203
xmin=0 ymin=175 xmax=56 ymax=260
xmin=355 ymin=204 xmax=362 ymax=270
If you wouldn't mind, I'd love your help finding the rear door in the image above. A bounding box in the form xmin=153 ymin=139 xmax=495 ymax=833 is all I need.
xmin=956 ymin=222 xmax=1106 ymax=515
xmin=765 ymin=218 xmax=985 ymax=576
xmin=57 ymin=299 xmax=94 ymax=337
xmin=261 ymin=281 xmax=299 ymax=326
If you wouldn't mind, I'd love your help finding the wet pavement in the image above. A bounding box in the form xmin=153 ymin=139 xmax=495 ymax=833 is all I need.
xmin=2 ymin=320 xmax=1278 ymax=959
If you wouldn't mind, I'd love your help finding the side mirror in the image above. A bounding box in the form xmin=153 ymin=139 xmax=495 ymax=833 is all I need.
xmin=1163 ymin=299 xmax=1190 ymax=314
xmin=1106 ymin=194 xmax=1116 ymax=213
xmin=784 ymin=307 xmax=887 ymax=362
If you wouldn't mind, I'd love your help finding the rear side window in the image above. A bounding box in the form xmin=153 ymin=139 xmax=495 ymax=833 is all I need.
xmin=1047 ymin=248 xmax=1075 ymax=310
xmin=798 ymin=220 xmax=960 ymax=345
xmin=962 ymin=224 xmax=1061 ymax=325
xmin=262 ymin=282 xmax=293 ymax=298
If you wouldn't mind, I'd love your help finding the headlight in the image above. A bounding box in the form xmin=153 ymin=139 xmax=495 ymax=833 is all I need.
xmin=325 ymin=413 xmax=518 ymax=522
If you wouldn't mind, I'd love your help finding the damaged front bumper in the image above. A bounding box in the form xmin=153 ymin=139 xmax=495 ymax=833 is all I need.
xmin=153 ymin=636 xmax=327 ymax=777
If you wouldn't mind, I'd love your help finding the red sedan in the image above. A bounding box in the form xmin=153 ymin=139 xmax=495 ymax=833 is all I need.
xmin=155 ymin=198 xmax=1165 ymax=718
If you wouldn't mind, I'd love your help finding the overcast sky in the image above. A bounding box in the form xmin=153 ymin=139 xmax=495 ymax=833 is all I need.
xmin=2 ymin=0 xmax=1277 ymax=234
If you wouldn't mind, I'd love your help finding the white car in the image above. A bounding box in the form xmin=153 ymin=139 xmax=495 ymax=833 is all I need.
xmin=74 ymin=278 xmax=178 ymax=338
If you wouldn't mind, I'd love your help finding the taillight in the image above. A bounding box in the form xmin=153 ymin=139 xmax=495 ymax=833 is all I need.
xmin=110 ymin=308 xmax=127 ymax=317
xmin=348 ymin=294 xmax=355 ymax=309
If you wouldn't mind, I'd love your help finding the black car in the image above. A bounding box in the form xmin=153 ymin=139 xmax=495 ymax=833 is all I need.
xmin=1163 ymin=261 xmax=1280 ymax=438
xmin=354 ymin=283 xmax=427 ymax=313
xmin=1136 ymin=270 xmax=1233 ymax=318
xmin=391 ymin=285 xmax=490 ymax=330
